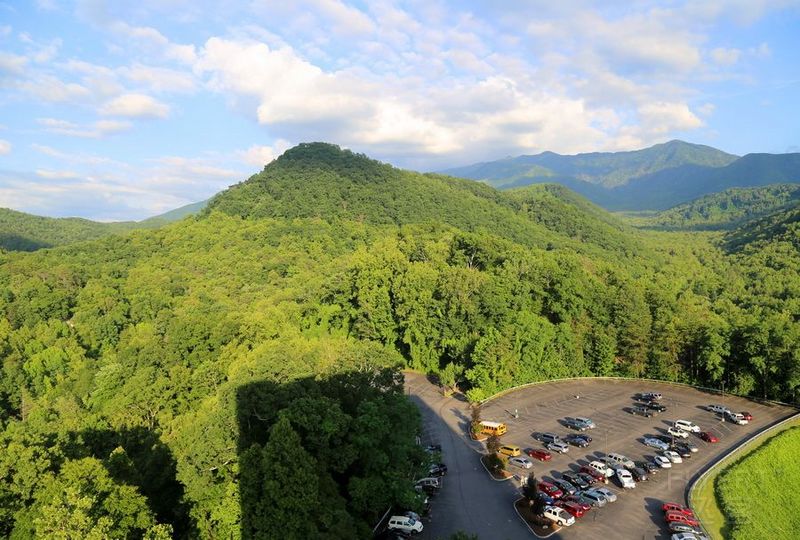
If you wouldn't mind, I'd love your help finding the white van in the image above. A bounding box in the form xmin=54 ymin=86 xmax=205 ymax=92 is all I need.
xmin=387 ymin=515 xmax=423 ymax=534
xmin=725 ymin=411 xmax=748 ymax=425
xmin=674 ymin=419 xmax=700 ymax=432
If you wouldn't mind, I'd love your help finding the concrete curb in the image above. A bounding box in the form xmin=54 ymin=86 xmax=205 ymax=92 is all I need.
xmin=513 ymin=497 xmax=561 ymax=539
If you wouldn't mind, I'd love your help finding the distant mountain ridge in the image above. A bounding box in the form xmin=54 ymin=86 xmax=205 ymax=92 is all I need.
xmin=441 ymin=140 xmax=800 ymax=210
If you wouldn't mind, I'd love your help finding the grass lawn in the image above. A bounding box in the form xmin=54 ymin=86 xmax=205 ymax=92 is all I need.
xmin=715 ymin=426 xmax=800 ymax=539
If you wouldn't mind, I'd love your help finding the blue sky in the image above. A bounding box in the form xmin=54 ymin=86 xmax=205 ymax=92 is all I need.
xmin=0 ymin=0 xmax=798 ymax=220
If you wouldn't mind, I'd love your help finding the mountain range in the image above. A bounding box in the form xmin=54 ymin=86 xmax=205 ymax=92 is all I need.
xmin=441 ymin=140 xmax=800 ymax=211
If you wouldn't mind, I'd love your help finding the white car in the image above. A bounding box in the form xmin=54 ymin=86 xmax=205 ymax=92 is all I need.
xmin=606 ymin=452 xmax=636 ymax=469
xmin=593 ymin=486 xmax=617 ymax=502
xmin=387 ymin=515 xmax=424 ymax=534
xmin=588 ymin=460 xmax=614 ymax=478
xmin=543 ymin=505 xmax=575 ymax=527
xmin=663 ymin=450 xmax=683 ymax=463
xmin=547 ymin=441 xmax=570 ymax=453
xmin=509 ymin=456 xmax=533 ymax=469
xmin=616 ymin=468 xmax=635 ymax=489
xmin=653 ymin=455 xmax=672 ymax=468
xmin=725 ymin=411 xmax=748 ymax=425
xmin=707 ymin=404 xmax=729 ymax=415
xmin=644 ymin=437 xmax=670 ymax=451
xmin=668 ymin=426 xmax=689 ymax=438
xmin=674 ymin=420 xmax=700 ymax=433
xmin=671 ymin=534 xmax=707 ymax=540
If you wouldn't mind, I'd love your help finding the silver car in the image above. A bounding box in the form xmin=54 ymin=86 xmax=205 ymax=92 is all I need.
xmin=509 ymin=456 xmax=533 ymax=469
xmin=547 ymin=441 xmax=570 ymax=453
xmin=578 ymin=489 xmax=608 ymax=507
xmin=593 ymin=487 xmax=618 ymax=502
xmin=644 ymin=437 xmax=669 ymax=451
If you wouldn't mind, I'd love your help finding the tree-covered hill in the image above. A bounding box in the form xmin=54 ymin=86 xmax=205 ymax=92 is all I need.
xmin=0 ymin=142 xmax=798 ymax=538
xmin=0 ymin=200 xmax=208 ymax=252
xmin=441 ymin=140 xmax=737 ymax=188
xmin=628 ymin=184 xmax=800 ymax=230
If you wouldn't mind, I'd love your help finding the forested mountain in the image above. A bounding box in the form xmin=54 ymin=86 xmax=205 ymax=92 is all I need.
xmin=1 ymin=142 xmax=799 ymax=539
xmin=441 ymin=140 xmax=737 ymax=188
xmin=442 ymin=140 xmax=800 ymax=211
xmin=630 ymin=184 xmax=800 ymax=230
xmin=0 ymin=200 xmax=207 ymax=252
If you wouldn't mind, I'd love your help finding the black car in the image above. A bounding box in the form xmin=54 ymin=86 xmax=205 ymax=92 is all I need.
xmin=645 ymin=402 xmax=667 ymax=412
xmin=631 ymin=405 xmax=653 ymax=417
xmin=564 ymin=434 xmax=590 ymax=447
xmin=673 ymin=444 xmax=692 ymax=458
xmin=535 ymin=432 xmax=560 ymax=444
xmin=630 ymin=467 xmax=648 ymax=482
xmin=552 ymin=478 xmax=577 ymax=496
xmin=535 ymin=491 xmax=555 ymax=506
xmin=562 ymin=472 xmax=590 ymax=490
xmin=428 ymin=463 xmax=448 ymax=477
xmin=635 ymin=460 xmax=658 ymax=474
xmin=577 ymin=472 xmax=598 ymax=485
xmin=562 ymin=418 xmax=587 ymax=431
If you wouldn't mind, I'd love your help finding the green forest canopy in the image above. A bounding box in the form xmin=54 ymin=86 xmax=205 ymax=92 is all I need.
xmin=1 ymin=142 xmax=798 ymax=538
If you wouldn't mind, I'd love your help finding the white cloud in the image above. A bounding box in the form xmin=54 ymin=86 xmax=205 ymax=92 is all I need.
xmin=118 ymin=63 xmax=196 ymax=92
xmin=239 ymin=141 xmax=292 ymax=167
xmin=37 ymin=117 xmax=132 ymax=138
xmin=0 ymin=139 xmax=11 ymax=155
xmin=637 ymin=102 xmax=704 ymax=135
xmin=99 ymin=93 xmax=170 ymax=118
xmin=35 ymin=168 xmax=80 ymax=179
xmin=711 ymin=47 xmax=741 ymax=65
xmin=111 ymin=21 xmax=197 ymax=64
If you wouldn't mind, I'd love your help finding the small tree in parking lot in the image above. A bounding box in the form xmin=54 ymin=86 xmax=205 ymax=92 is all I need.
xmin=522 ymin=472 xmax=538 ymax=502
xmin=486 ymin=434 xmax=500 ymax=456
xmin=470 ymin=403 xmax=482 ymax=437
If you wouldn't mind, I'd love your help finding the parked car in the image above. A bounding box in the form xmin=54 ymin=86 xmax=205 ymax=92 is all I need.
xmin=574 ymin=433 xmax=592 ymax=443
xmin=672 ymin=443 xmax=692 ymax=458
xmin=526 ymin=448 xmax=552 ymax=461
xmin=577 ymin=471 xmax=600 ymax=485
xmin=576 ymin=489 xmax=607 ymax=507
xmin=592 ymin=487 xmax=617 ymax=503
xmin=667 ymin=426 xmax=689 ymax=438
xmin=555 ymin=500 xmax=586 ymax=518
xmin=653 ymin=455 xmax=672 ymax=468
xmin=498 ymin=444 xmax=521 ymax=457
xmin=670 ymin=533 xmax=706 ymax=540
xmin=579 ymin=466 xmax=606 ymax=483
xmin=644 ymin=437 xmax=670 ymax=450
xmin=570 ymin=491 xmax=601 ymax=508
xmin=741 ymin=411 xmax=753 ymax=421
xmin=631 ymin=405 xmax=653 ymax=417
xmin=574 ymin=416 xmax=596 ymax=429
xmin=542 ymin=505 xmax=575 ymax=527
xmin=605 ymin=452 xmax=636 ymax=469
xmin=535 ymin=491 xmax=555 ymax=506
xmin=553 ymin=478 xmax=577 ymax=496
xmin=564 ymin=434 xmax=590 ymax=447
xmin=615 ymin=468 xmax=635 ymax=489
xmin=547 ymin=441 xmax=570 ymax=454
xmin=563 ymin=495 xmax=592 ymax=512
xmin=563 ymin=472 xmax=590 ymax=490
xmin=588 ymin=460 xmax=614 ymax=478
xmin=535 ymin=432 xmax=560 ymax=444
xmin=387 ymin=515 xmax=423 ymax=534
xmin=646 ymin=402 xmax=667 ymax=412
xmin=509 ymin=456 xmax=533 ymax=469
xmin=707 ymin=404 xmax=729 ymax=415
xmin=665 ymin=511 xmax=700 ymax=527
xmin=699 ymin=431 xmax=719 ymax=443
xmin=635 ymin=460 xmax=659 ymax=474
xmin=641 ymin=392 xmax=663 ymax=401
xmin=428 ymin=463 xmax=447 ymax=476
xmin=563 ymin=417 xmax=588 ymax=431
xmin=662 ymin=502 xmax=695 ymax=516
xmin=684 ymin=441 xmax=699 ymax=453
xmin=725 ymin=411 xmax=748 ymax=425
xmin=662 ymin=450 xmax=683 ymax=464
xmin=674 ymin=420 xmax=701 ymax=433
xmin=630 ymin=467 xmax=648 ymax=482
xmin=668 ymin=522 xmax=703 ymax=534
xmin=538 ymin=481 xmax=564 ymax=499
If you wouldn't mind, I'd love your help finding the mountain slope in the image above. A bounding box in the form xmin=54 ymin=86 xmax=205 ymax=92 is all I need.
xmin=631 ymin=184 xmax=800 ymax=230
xmin=441 ymin=140 xmax=737 ymax=188
xmin=0 ymin=200 xmax=207 ymax=252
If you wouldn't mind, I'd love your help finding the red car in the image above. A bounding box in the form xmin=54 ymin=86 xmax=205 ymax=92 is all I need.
xmin=662 ymin=503 xmax=695 ymax=517
xmin=563 ymin=496 xmax=592 ymax=513
xmin=741 ymin=411 xmax=753 ymax=421
xmin=699 ymin=432 xmax=719 ymax=443
xmin=526 ymin=448 xmax=552 ymax=461
xmin=579 ymin=465 xmax=607 ymax=483
xmin=665 ymin=511 xmax=700 ymax=527
xmin=556 ymin=500 xmax=586 ymax=518
xmin=538 ymin=481 xmax=564 ymax=499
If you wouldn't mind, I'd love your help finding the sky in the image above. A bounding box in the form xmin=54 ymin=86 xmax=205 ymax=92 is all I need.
xmin=0 ymin=0 xmax=799 ymax=221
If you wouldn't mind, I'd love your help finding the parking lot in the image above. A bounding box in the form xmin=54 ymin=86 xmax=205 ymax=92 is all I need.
xmin=405 ymin=373 xmax=797 ymax=540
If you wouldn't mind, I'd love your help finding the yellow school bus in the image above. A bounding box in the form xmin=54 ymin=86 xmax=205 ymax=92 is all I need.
xmin=479 ymin=421 xmax=507 ymax=437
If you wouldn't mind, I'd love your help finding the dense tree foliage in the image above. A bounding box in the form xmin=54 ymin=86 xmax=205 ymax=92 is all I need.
xmin=0 ymin=143 xmax=798 ymax=537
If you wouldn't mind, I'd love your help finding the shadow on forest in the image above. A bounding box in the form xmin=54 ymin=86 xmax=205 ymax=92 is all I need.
xmin=67 ymin=426 xmax=195 ymax=537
